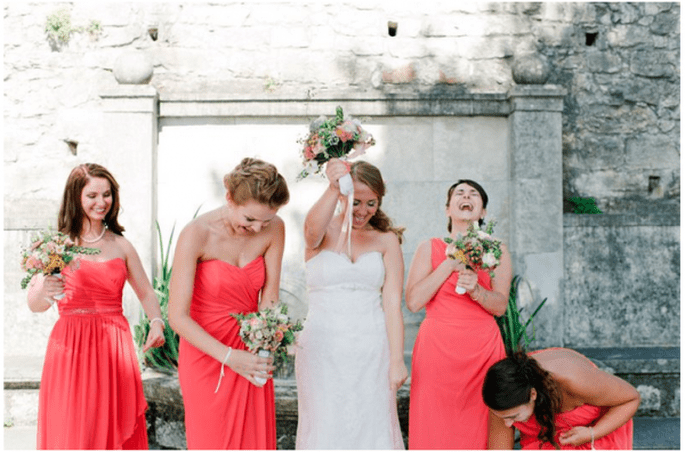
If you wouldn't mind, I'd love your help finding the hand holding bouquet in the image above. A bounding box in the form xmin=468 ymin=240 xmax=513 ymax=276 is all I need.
xmin=232 ymin=303 xmax=303 ymax=384
xmin=20 ymin=230 xmax=101 ymax=299
xmin=445 ymin=220 xmax=502 ymax=294
xmin=297 ymin=105 xmax=375 ymax=195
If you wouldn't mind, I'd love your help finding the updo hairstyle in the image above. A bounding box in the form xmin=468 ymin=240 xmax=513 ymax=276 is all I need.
xmin=223 ymin=158 xmax=290 ymax=209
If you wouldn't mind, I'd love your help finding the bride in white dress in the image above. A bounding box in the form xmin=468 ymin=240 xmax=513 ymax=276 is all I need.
xmin=295 ymin=159 xmax=407 ymax=450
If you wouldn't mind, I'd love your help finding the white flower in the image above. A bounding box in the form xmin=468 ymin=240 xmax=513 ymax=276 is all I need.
xmin=477 ymin=230 xmax=492 ymax=240
xmin=482 ymin=252 xmax=498 ymax=268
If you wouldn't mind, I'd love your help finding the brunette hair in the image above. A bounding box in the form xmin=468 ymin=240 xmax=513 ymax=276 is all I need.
xmin=349 ymin=161 xmax=405 ymax=244
xmin=482 ymin=351 xmax=562 ymax=449
xmin=223 ymin=157 xmax=290 ymax=209
xmin=446 ymin=179 xmax=489 ymax=232
xmin=58 ymin=163 xmax=125 ymax=240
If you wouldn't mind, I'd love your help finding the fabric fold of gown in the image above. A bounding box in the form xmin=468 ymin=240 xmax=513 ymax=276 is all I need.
xmin=178 ymin=257 xmax=276 ymax=450
xmin=37 ymin=258 xmax=148 ymax=450
xmin=409 ymin=238 xmax=505 ymax=449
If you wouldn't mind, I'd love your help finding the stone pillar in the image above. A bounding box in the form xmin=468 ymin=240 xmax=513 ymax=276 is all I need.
xmin=507 ymin=85 xmax=566 ymax=347
xmin=99 ymin=84 xmax=158 ymax=322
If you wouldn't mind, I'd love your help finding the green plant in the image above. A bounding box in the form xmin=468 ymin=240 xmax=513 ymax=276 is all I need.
xmin=568 ymin=197 xmax=602 ymax=214
xmin=496 ymin=275 xmax=548 ymax=355
xmin=45 ymin=9 xmax=74 ymax=44
xmin=87 ymin=20 xmax=102 ymax=39
xmin=134 ymin=221 xmax=180 ymax=372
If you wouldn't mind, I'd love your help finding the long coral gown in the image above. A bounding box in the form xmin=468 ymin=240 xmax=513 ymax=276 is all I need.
xmin=37 ymin=258 xmax=148 ymax=449
xmin=178 ymin=257 xmax=276 ymax=450
xmin=409 ymin=238 xmax=505 ymax=449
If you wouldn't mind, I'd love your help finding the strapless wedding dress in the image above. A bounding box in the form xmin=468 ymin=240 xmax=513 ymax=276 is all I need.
xmin=295 ymin=250 xmax=404 ymax=449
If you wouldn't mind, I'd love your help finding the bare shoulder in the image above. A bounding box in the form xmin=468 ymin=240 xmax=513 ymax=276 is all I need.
xmin=534 ymin=348 xmax=596 ymax=381
xmin=379 ymin=229 xmax=401 ymax=250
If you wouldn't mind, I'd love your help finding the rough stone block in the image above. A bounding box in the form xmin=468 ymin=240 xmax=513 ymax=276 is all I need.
xmin=636 ymin=385 xmax=661 ymax=412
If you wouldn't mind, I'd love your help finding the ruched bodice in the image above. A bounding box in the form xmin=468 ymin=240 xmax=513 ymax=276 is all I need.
xmin=296 ymin=249 xmax=404 ymax=450
xmin=59 ymin=258 xmax=127 ymax=315
xmin=178 ymin=256 xmax=276 ymax=450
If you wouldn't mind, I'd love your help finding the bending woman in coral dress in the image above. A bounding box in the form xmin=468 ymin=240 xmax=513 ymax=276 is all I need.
xmin=483 ymin=349 xmax=639 ymax=449
xmin=27 ymin=163 xmax=165 ymax=449
xmin=405 ymin=179 xmax=512 ymax=449
xmin=169 ymin=157 xmax=289 ymax=449
xmin=296 ymin=159 xmax=407 ymax=449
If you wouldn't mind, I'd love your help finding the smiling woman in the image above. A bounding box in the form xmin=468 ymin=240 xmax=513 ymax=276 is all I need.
xmin=405 ymin=179 xmax=512 ymax=449
xmin=167 ymin=157 xmax=290 ymax=449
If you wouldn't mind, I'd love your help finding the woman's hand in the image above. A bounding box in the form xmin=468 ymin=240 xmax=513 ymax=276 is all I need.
xmin=559 ymin=426 xmax=593 ymax=447
xmin=457 ymin=267 xmax=479 ymax=293
xmin=228 ymin=349 xmax=276 ymax=387
xmin=389 ymin=359 xmax=408 ymax=392
xmin=324 ymin=158 xmax=350 ymax=191
xmin=39 ymin=275 xmax=65 ymax=304
xmin=142 ymin=321 xmax=166 ymax=352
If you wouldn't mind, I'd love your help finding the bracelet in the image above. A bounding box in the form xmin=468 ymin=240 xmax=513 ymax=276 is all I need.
xmin=214 ymin=347 xmax=233 ymax=393
xmin=590 ymin=426 xmax=595 ymax=450
xmin=150 ymin=317 xmax=165 ymax=328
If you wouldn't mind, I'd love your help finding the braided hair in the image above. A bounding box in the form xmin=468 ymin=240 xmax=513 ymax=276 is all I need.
xmin=482 ymin=351 xmax=562 ymax=449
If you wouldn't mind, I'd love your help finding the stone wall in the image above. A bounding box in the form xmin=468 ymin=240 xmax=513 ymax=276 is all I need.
xmin=4 ymin=2 xmax=679 ymax=360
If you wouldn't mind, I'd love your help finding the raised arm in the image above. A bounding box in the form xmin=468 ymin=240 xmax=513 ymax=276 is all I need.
xmin=167 ymin=222 xmax=271 ymax=386
xmin=405 ymin=240 xmax=460 ymax=313
xmin=260 ymin=217 xmax=285 ymax=310
xmin=120 ymin=237 xmax=165 ymax=352
xmin=381 ymin=232 xmax=408 ymax=391
xmin=303 ymin=159 xmax=347 ymax=251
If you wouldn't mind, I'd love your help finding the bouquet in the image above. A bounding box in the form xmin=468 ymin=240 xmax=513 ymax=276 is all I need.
xmin=297 ymin=105 xmax=375 ymax=195
xmin=445 ymin=220 xmax=502 ymax=294
xmin=232 ymin=303 xmax=303 ymax=384
xmin=20 ymin=229 xmax=101 ymax=293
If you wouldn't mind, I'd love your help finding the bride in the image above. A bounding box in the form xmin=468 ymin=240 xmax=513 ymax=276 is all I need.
xmin=295 ymin=158 xmax=407 ymax=449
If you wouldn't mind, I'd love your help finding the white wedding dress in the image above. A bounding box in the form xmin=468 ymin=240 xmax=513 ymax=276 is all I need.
xmin=295 ymin=250 xmax=405 ymax=450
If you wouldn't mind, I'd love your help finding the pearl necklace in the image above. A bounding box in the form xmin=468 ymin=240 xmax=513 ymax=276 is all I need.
xmin=80 ymin=227 xmax=106 ymax=243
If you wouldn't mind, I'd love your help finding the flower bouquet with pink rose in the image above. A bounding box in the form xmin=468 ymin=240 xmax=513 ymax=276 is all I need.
xmin=20 ymin=229 xmax=101 ymax=293
xmin=232 ymin=303 xmax=303 ymax=384
xmin=297 ymin=105 xmax=375 ymax=195
xmin=445 ymin=220 xmax=502 ymax=294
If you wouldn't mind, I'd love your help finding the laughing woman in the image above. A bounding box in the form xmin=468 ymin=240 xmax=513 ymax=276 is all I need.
xmin=168 ymin=158 xmax=289 ymax=449
xmin=405 ymin=179 xmax=512 ymax=449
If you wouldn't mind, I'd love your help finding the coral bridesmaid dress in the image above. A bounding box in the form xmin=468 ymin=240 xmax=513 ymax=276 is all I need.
xmin=409 ymin=238 xmax=505 ymax=449
xmin=178 ymin=257 xmax=276 ymax=450
xmin=37 ymin=258 xmax=148 ymax=449
xmin=515 ymin=404 xmax=633 ymax=449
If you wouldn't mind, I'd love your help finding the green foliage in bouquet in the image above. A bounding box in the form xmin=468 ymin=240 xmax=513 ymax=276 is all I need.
xmin=134 ymin=221 xmax=180 ymax=372
xmin=496 ymin=275 xmax=548 ymax=355
xmin=568 ymin=197 xmax=602 ymax=214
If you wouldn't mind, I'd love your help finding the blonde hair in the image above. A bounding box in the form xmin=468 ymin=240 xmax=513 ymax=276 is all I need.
xmin=349 ymin=161 xmax=405 ymax=244
xmin=223 ymin=157 xmax=290 ymax=208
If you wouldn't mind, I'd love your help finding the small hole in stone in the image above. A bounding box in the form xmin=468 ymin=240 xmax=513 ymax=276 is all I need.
xmin=388 ymin=21 xmax=397 ymax=37
xmin=585 ymin=32 xmax=598 ymax=46
xmin=648 ymin=175 xmax=661 ymax=194
xmin=64 ymin=140 xmax=78 ymax=156
xmin=148 ymin=28 xmax=158 ymax=41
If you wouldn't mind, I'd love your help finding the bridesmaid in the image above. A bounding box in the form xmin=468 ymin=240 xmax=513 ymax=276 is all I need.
xmin=405 ymin=179 xmax=512 ymax=449
xmin=168 ymin=157 xmax=289 ymax=449
xmin=27 ymin=163 xmax=165 ymax=449
xmin=483 ymin=349 xmax=639 ymax=449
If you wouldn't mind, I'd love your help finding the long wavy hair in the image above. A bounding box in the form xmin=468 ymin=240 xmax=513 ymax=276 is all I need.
xmin=445 ymin=179 xmax=489 ymax=232
xmin=58 ymin=163 xmax=125 ymax=240
xmin=224 ymin=157 xmax=290 ymax=208
xmin=482 ymin=351 xmax=562 ymax=449
xmin=349 ymin=161 xmax=405 ymax=244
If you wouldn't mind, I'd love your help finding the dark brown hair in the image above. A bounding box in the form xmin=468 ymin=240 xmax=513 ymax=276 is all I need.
xmin=58 ymin=163 xmax=125 ymax=240
xmin=349 ymin=161 xmax=405 ymax=244
xmin=446 ymin=179 xmax=489 ymax=232
xmin=223 ymin=157 xmax=290 ymax=209
xmin=482 ymin=351 xmax=562 ymax=449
